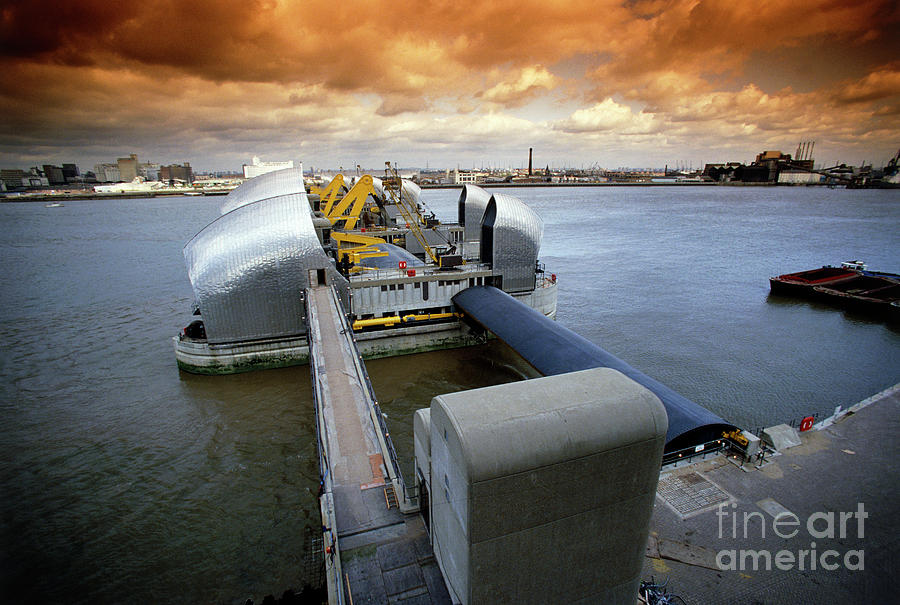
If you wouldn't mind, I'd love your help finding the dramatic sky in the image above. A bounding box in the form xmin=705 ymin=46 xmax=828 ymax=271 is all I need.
xmin=2 ymin=0 xmax=899 ymax=172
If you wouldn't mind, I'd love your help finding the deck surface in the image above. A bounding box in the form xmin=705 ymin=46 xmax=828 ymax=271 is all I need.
xmin=643 ymin=385 xmax=900 ymax=604
xmin=307 ymin=285 xmax=451 ymax=604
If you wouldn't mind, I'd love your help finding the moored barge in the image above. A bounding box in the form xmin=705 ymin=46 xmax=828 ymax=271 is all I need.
xmin=770 ymin=261 xmax=900 ymax=319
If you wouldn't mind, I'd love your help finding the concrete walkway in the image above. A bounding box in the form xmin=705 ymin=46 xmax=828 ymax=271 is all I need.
xmin=307 ymin=285 xmax=451 ymax=604
xmin=642 ymin=384 xmax=900 ymax=604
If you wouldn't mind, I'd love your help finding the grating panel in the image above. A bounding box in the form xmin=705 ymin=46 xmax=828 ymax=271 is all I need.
xmin=657 ymin=472 xmax=732 ymax=518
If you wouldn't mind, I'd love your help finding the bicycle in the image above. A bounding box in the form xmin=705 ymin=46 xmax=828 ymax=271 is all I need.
xmin=638 ymin=576 xmax=688 ymax=605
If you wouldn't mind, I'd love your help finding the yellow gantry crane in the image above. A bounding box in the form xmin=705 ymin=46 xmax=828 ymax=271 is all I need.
xmin=382 ymin=162 xmax=439 ymax=264
xmin=316 ymin=165 xmax=459 ymax=274
xmin=325 ymin=175 xmax=375 ymax=230
xmin=310 ymin=174 xmax=345 ymax=212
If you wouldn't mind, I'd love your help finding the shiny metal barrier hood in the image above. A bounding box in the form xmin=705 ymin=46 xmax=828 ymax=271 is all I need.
xmin=220 ymin=168 xmax=306 ymax=215
xmin=185 ymin=192 xmax=347 ymax=343
xmin=481 ymin=193 xmax=543 ymax=292
xmin=457 ymin=184 xmax=492 ymax=242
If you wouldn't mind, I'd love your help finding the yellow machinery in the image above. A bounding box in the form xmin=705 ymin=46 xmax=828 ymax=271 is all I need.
xmin=316 ymin=165 xmax=457 ymax=271
xmin=722 ymin=429 xmax=749 ymax=447
xmin=312 ymin=174 xmax=378 ymax=230
xmin=316 ymin=174 xmax=346 ymax=216
xmin=331 ymin=232 xmax=387 ymax=274
xmin=382 ymin=162 xmax=440 ymax=264
xmin=326 ymin=175 xmax=376 ymax=230
xmin=352 ymin=312 xmax=460 ymax=331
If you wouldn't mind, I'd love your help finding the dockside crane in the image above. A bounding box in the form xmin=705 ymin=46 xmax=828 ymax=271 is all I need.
xmin=325 ymin=175 xmax=376 ymax=230
xmin=382 ymin=162 xmax=440 ymax=264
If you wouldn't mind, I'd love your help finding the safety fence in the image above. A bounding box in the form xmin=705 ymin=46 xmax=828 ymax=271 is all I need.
xmin=661 ymin=438 xmax=728 ymax=467
xmin=744 ymin=411 xmax=821 ymax=443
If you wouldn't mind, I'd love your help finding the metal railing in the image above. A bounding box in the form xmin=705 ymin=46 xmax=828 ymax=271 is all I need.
xmin=724 ymin=439 xmax=776 ymax=469
xmin=347 ymin=262 xmax=492 ymax=283
xmin=327 ymin=285 xmax=410 ymax=510
xmin=744 ymin=411 xmax=820 ymax=441
xmin=303 ymin=289 xmax=345 ymax=605
xmin=338 ymin=309 xmax=404 ymax=487
xmin=661 ymin=438 xmax=727 ymax=467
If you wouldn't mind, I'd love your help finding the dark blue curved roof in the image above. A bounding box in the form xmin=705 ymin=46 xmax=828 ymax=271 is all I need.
xmin=452 ymin=286 xmax=736 ymax=451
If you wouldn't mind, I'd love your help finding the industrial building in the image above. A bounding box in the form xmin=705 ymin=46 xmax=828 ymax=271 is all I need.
xmin=242 ymin=156 xmax=294 ymax=179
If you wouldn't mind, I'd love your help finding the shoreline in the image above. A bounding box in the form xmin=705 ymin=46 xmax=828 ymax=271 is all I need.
xmin=0 ymin=189 xmax=231 ymax=202
xmin=2 ymin=180 xmax=852 ymax=202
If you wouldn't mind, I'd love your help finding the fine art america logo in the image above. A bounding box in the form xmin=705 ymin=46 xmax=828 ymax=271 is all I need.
xmin=715 ymin=502 xmax=867 ymax=571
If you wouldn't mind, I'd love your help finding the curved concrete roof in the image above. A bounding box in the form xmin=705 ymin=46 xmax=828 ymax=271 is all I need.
xmin=432 ymin=367 xmax=667 ymax=482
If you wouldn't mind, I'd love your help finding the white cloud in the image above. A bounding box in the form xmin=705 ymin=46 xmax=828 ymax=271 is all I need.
xmin=480 ymin=66 xmax=559 ymax=106
xmin=554 ymin=99 xmax=657 ymax=134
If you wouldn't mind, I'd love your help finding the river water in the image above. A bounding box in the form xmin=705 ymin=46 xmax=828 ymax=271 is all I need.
xmin=1 ymin=186 xmax=898 ymax=603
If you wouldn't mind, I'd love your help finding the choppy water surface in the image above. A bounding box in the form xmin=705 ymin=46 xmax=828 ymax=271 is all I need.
xmin=1 ymin=187 xmax=898 ymax=603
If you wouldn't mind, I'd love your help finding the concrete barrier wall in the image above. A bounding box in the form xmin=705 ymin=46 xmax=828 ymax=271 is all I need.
xmin=424 ymin=367 xmax=667 ymax=604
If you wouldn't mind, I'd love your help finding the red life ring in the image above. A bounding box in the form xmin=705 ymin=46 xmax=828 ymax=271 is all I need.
xmin=799 ymin=416 xmax=814 ymax=432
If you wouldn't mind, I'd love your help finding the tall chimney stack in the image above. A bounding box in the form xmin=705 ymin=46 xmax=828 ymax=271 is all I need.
xmin=528 ymin=148 xmax=533 ymax=176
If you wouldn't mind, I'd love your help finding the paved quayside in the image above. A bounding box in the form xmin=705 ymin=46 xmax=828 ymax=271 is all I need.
xmin=643 ymin=384 xmax=900 ymax=604
xmin=306 ymin=283 xmax=451 ymax=604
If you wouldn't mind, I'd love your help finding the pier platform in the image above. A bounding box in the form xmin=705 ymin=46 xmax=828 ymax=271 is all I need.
xmin=643 ymin=384 xmax=900 ymax=604
xmin=305 ymin=279 xmax=897 ymax=604
xmin=305 ymin=284 xmax=451 ymax=604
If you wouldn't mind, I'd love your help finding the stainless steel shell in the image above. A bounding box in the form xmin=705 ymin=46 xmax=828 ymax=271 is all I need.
xmin=220 ymin=168 xmax=305 ymax=215
xmin=399 ymin=179 xmax=422 ymax=207
xmin=457 ymin=184 xmax=491 ymax=242
xmin=185 ymin=193 xmax=348 ymax=344
xmin=481 ymin=193 xmax=543 ymax=292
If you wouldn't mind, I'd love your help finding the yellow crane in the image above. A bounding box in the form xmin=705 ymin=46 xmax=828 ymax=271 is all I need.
xmin=316 ymin=174 xmax=346 ymax=216
xmin=325 ymin=175 xmax=376 ymax=230
xmin=382 ymin=162 xmax=439 ymax=264
xmin=330 ymin=231 xmax=387 ymax=274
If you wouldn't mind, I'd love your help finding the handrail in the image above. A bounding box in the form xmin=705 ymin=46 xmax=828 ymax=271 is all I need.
xmin=347 ymin=262 xmax=493 ymax=283
xmin=383 ymin=162 xmax=439 ymax=264
xmin=744 ymin=411 xmax=820 ymax=442
xmin=661 ymin=438 xmax=727 ymax=467
xmin=304 ymin=289 xmax=345 ymax=605
xmin=327 ymin=285 xmax=409 ymax=508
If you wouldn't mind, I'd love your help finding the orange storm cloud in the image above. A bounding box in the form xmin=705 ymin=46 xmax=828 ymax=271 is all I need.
xmin=1 ymin=0 xmax=897 ymax=169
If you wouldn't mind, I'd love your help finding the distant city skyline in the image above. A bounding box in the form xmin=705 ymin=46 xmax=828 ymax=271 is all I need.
xmin=2 ymin=1 xmax=898 ymax=173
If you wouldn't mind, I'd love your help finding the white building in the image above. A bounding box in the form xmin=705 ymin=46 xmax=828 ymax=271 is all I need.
xmin=94 ymin=177 xmax=167 ymax=193
xmin=454 ymin=168 xmax=486 ymax=184
xmin=242 ymin=156 xmax=295 ymax=179
xmin=777 ymin=170 xmax=823 ymax=184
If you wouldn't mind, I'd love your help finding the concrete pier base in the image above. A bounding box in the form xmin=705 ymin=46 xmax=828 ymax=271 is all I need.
xmin=643 ymin=384 xmax=900 ymax=604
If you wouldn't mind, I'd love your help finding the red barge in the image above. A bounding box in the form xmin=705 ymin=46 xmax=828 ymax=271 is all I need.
xmin=770 ymin=261 xmax=900 ymax=319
